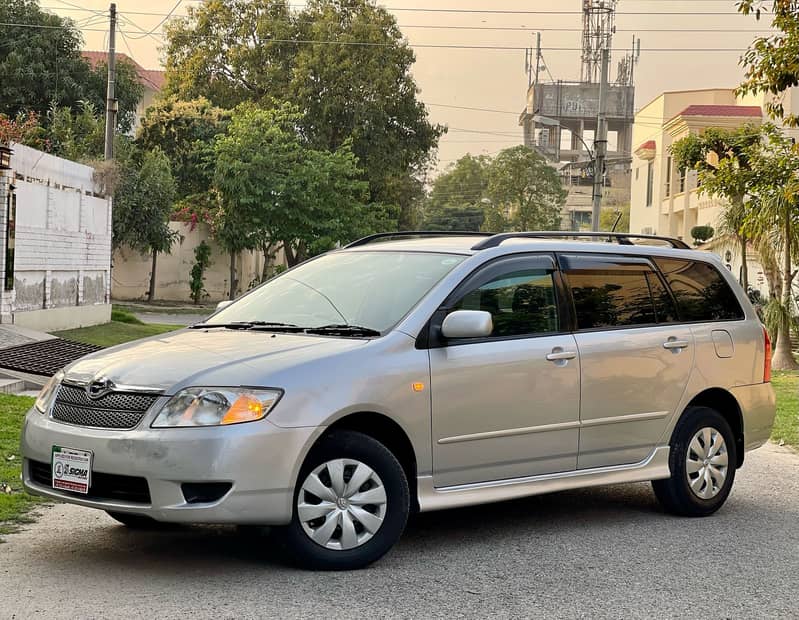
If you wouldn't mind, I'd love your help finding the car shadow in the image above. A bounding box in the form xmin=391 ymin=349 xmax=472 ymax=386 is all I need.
xmin=35 ymin=482 xmax=669 ymax=574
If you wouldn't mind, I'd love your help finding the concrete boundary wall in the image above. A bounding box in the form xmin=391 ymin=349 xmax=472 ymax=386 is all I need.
xmin=0 ymin=143 xmax=112 ymax=331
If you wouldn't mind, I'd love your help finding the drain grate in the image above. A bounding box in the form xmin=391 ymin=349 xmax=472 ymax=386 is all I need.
xmin=0 ymin=339 xmax=103 ymax=377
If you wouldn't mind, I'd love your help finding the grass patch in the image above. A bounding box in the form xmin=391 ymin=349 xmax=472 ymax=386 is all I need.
xmin=771 ymin=371 xmax=799 ymax=447
xmin=110 ymin=307 xmax=144 ymax=324
xmin=53 ymin=321 xmax=177 ymax=348
xmin=0 ymin=394 xmax=42 ymax=537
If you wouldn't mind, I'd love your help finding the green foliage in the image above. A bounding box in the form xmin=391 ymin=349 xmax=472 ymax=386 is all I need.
xmin=54 ymin=322 xmax=176 ymax=347
xmin=423 ymin=155 xmax=490 ymax=231
xmin=110 ymin=307 xmax=144 ymax=324
xmin=45 ymin=101 xmax=104 ymax=161
xmin=212 ymin=104 xmax=369 ymax=265
xmin=486 ymin=146 xmax=566 ymax=231
xmin=83 ymin=58 xmax=144 ymax=135
xmin=162 ymin=0 xmax=442 ymax=229
xmin=737 ymin=0 xmax=799 ymax=125
xmin=190 ymin=241 xmax=212 ymax=305
xmin=136 ymin=97 xmax=231 ymax=200
xmin=599 ymin=205 xmax=630 ymax=232
xmin=771 ymin=371 xmax=799 ymax=446
xmin=691 ymin=225 xmax=715 ymax=245
xmin=112 ymin=144 xmax=178 ymax=256
xmin=0 ymin=0 xmax=142 ymax=131
xmin=0 ymin=393 xmax=40 ymax=537
xmin=671 ymin=125 xmax=764 ymax=290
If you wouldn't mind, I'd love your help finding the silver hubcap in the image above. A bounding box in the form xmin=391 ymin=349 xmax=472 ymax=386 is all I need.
xmin=297 ymin=459 xmax=387 ymax=550
xmin=686 ymin=427 xmax=729 ymax=499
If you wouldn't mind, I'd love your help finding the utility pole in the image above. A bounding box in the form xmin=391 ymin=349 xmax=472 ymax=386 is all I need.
xmin=534 ymin=32 xmax=541 ymax=86
xmin=103 ymin=3 xmax=117 ymax=161
xmin=591 ymin=46 xmax=609 ymax=231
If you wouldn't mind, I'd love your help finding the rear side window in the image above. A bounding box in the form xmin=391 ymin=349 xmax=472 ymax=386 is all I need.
xmin=653 ymin=258 xmax=744 ymax=322
xmin=562 ymin=255 xmax=677 ymax=330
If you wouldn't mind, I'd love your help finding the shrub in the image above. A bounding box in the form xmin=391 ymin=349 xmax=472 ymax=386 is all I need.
xmin=190 ymin=241 xmax=212 ymax=304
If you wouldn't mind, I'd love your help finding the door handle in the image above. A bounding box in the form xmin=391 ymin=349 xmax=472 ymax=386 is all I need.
xmin=663 ymin=339 xmax=690 ymax=350
xmin=546 ymin=350 xmax=577 ymax=361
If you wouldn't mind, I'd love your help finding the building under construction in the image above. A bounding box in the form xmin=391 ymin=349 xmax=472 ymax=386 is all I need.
xmin=519 ymin=0 xmax=638 ymax=229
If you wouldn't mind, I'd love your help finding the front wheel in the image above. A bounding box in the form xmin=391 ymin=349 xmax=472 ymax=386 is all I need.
xmin=652 ymin=406 xmax=737 ymax=517
xmin=280 ymin=430 xmax=409 ymax=570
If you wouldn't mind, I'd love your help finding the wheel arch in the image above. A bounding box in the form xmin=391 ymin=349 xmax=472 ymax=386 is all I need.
xmin=684 ymin=387 xmax=745 ymax=467
xmin=311 ymin=411 xmax=420 ymax=511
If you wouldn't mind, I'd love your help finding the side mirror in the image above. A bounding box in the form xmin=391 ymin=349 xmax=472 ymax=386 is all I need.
xmin=440 ymin=310 xmax=493 ymax=339
xmin=215 ymin=300 xmax=234 ymax=312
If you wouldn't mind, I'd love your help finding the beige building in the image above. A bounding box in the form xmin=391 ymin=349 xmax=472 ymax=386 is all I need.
xmin=628 ymin=87 xmax=799 ymax=292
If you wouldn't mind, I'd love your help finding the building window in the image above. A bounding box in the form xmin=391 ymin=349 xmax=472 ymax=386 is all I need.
xmin=645 ymin=161 xmax=654 ymax=207
xmin=678 ymin=167 xmax=686 ymax=193
xmin=665 ymin=156 xmax=672 ymax=197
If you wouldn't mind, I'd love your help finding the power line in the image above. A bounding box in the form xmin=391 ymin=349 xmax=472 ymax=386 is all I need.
xmin=0 ymin=25 xmax=765 ymax=52
xmin=41 ymin=7 xmax=775 ymax=33
xmin=121 ymin=0 xmax=182 ymax=40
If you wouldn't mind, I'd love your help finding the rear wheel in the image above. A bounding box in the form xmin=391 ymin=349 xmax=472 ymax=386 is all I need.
xmin=280 ymin=430 xmax=409 ymax=570
xmin=652 ymin=406 xmax=737 ymax=517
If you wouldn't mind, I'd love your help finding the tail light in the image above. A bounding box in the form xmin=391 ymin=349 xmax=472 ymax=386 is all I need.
xmin=763 ymin=326 xmax=772 ymax=383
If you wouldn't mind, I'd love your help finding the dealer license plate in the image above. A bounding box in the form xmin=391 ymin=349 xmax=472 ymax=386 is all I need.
xmin=51 ymin=446 xmax=92 ymax=494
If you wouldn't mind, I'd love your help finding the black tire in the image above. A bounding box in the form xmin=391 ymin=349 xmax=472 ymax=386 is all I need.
xmin=105 ymin=511 xmax=173 ymax=529
xmin=652 ymin=406 xmax=737 ymax=517
xmin=280 ymin=430 xmax=409 ymax=571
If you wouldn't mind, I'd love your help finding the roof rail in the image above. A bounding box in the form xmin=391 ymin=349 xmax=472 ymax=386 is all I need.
xmin=345 ymin=231 xmax=493 ymax=248
xmin=471 ymin=231 xmax=691 ymax=251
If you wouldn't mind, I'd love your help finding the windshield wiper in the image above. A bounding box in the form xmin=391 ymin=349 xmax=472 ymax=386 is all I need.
xmin=303 ymin=324 xmax=381 ymax=337
xmin=190 ymin=321 xmax=300 ymax=331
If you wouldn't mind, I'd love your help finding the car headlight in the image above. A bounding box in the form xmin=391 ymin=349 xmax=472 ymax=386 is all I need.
xmin=34 ymin=370 xmax=64 ymax=414
xmin=151 ymin=387 xmax=282 ymax=428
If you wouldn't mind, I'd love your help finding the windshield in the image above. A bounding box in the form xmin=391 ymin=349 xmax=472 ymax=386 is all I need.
xmin=207 ymin=251 xmax=467 ymax=333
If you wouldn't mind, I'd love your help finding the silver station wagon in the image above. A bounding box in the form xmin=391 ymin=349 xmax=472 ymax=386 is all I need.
xmin=21 ymin=231 xmax=776 ymax=570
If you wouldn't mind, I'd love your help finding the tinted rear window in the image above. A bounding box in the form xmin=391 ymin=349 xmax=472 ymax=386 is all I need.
xmin=653 ymin=258 xmax=744 ymax=322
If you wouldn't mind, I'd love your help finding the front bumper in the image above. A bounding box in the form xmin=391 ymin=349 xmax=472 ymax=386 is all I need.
xmin=21 ymin=408 xmax=321 ymax=525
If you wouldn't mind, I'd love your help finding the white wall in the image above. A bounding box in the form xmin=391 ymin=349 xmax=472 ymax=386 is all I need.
xmin=0 ymin=143 xmax=113 ymax=330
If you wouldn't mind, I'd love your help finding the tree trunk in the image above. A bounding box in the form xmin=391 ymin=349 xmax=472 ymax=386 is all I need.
xmin=739 ymin=235 xmax=749 ymax=292
xmin=228 ymin=250 xmax=237 ymax=300
xmin=283 ymin=241 xmax=298 ymax=267
xmin=147 ymin=250 xmax=157 ymax=303
xmin=772 ymin=209 xmax=798 ymax=370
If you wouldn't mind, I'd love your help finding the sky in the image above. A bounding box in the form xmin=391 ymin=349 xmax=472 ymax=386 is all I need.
xmin=43 ymin=0 xmax=774 ymax=174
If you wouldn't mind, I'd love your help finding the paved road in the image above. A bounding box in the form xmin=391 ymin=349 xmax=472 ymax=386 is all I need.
xmin=3 ymin=443 xmax=798 ymax=619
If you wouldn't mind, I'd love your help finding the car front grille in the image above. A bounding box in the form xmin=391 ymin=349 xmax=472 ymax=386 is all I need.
xmin=28 ymin=459 xmax=152 ymax=504
xmin=50 ymin=383 xmax=160 ymax=430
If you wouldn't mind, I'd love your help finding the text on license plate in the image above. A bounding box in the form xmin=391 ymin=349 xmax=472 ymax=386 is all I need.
xmin=51 ymin=446 xmax=92 ymax=494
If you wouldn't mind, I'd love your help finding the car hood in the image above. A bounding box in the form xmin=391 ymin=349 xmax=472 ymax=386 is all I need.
xmin=63 ymin=328 xmax=370 ymax=393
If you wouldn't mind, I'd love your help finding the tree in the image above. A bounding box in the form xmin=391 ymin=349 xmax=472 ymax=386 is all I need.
xmin=0 ymin=0 xmax=142 ymax=131
xmin=424 ymin=155 xmax=490 ymax=231
xmin=599 ymin=205 xmax=630 ymax=233
xmin=46 ymin=102 xmax=104 ymax=161
xmin=113 ymin=144 xmax=178 ymax=302
xmin=136 ymin=97 xmax=230 ymax=200
xmin=691 ymin=225 xmax=715 ymax=246
xmin=486 ymin=146 xmax=566 ymax=231
xmin=745 ymin=125 xmax=799 ymax=370
xmin=212 ymin=105 xmax=368 ymax=295
xmin=671 ymin=125 xmax=762 ymax=291
xmin=189 ymin=241 xmax=212 ymax=305
xmin=737 ymin=0 xmax=799 ymax=126
xmin=162 ymin=0 xmax=443 ymax=229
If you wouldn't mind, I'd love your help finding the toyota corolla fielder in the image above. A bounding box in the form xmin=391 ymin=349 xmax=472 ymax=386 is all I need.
xmin=22 ymin=232 xmax=776 ymax=570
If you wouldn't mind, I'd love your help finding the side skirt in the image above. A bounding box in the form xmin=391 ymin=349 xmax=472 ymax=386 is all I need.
xmin=417 ymin=446 xmax=671 ymax=512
